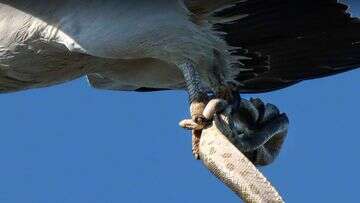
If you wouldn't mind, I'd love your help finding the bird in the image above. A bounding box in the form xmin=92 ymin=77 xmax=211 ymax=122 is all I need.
xmin=0 ymin=0 xmax=359 ymax=161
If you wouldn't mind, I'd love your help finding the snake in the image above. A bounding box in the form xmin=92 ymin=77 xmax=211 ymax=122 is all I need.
xmin=198 ymin=98 xmax=288 ymax=203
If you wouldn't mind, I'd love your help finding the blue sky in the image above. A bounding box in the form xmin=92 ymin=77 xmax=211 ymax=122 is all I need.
xmin=0 ymin=1 xmax=360 ymax=203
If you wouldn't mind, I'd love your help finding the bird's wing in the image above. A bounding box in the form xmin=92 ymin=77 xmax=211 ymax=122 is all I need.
xmin=185 ymin=0 xmax=360 ymax=93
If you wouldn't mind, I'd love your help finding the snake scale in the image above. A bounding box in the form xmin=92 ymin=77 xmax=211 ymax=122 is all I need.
xmin=197 ymin=98 xmax=288 ymax=203
xmin=199 ymin=124 xmax=283 ymax=203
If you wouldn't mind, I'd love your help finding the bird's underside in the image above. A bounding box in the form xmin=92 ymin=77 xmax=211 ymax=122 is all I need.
xmin=0 ymin=0 xmax=359 ymax=93
xmin=87 ymin=0 xmax=360 ymax=93
xmin=0 ymin=0 xmax=359 ymax=161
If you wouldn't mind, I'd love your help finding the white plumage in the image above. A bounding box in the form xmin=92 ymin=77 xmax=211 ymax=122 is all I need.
xmin=0 ymin=1 xmax=237 ymax=93
xmin=0 ymin=0 xmax=359 ymax=93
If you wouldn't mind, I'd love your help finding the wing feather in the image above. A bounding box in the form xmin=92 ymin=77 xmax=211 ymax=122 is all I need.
xmin=185 ymin=0 xmax=360 ymax=93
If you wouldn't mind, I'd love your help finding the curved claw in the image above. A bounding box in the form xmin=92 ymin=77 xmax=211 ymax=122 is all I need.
xmin=203 ymin=99 xmax=228 ymax=120
xmin=180 ymin=98 xmax=228 ymax=130
xmin=179 ymin=119 xmax=204 ymax=130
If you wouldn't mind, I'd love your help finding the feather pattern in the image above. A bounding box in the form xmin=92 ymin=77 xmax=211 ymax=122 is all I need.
xmin=184 ymin=0 xmax=360 ymax=93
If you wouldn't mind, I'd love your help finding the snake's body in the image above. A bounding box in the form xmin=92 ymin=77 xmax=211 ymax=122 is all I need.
xmin=200 ymin=124 xmax=284 ymax=203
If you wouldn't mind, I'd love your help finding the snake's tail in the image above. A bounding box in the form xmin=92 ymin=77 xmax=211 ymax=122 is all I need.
xmin=199 ymin=123 xmax=284 ymax=203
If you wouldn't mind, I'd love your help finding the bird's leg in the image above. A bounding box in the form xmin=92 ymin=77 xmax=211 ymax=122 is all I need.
xmin=178 ymin=62 xmax=211 ymax=159
xmin=179 ymin=62 xmax=210 ymax=129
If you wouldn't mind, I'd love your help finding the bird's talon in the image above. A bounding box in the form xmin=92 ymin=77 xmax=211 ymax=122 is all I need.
xmin=179 ymin=119 xmax=203 ymax=130
xmin=179 ymin=117 xmax=211 ymax=130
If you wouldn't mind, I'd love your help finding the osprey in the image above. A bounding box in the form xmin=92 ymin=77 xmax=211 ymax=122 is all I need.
xmin=0 ymin=1 xmax=359 ymax=160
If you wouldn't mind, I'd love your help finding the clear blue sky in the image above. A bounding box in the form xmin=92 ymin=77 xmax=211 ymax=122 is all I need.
xmin=0 ymin=1 xmax=360 ymax=203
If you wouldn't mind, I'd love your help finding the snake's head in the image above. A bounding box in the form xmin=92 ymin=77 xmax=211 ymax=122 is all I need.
xmin=214 ymin=98 xmax=289 ymax=166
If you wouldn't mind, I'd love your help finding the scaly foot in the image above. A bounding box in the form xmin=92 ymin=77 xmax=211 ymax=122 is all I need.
xmin=180 ymin=99 xmax=228 ymax=159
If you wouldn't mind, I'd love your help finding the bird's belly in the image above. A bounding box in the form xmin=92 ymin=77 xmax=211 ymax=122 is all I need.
xmin=0 ymin=41 xmax=90 ymax=92
xmin=0 ymin=1 xmax=208 ymax=92
xmin=87 ymin=58 xmax=185 ymax=91
xmin=0 ymin=40 xmax=185 ymax=92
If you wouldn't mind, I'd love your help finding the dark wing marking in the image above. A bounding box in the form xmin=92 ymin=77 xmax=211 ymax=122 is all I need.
xmin=187 ymin=0 xmax=360 ymax=93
